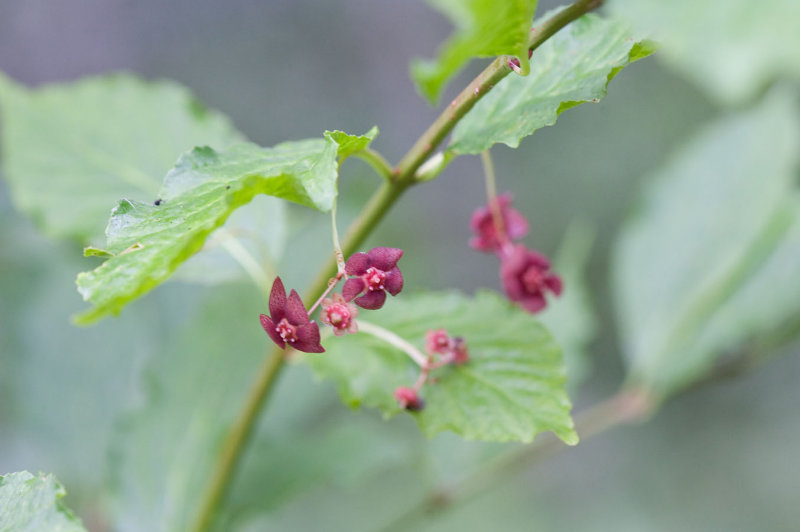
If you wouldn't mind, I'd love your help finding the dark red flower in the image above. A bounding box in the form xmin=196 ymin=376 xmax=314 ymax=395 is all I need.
xmin=500 ymin=245 xmax=563 ymax=313
xmin=425 ymin=329 xmax=452 ymax=355
xmin=320 ymin=292 xmax=358 ymax=336
xmin=470 ymin=193 xmax=529 ymax=253
xmin=450 ymin=337 xmax=470 ymax=365
xmin=259 ymin=277 xmax=324 ymax=353
xmin=424 ymin=329 xmax=470 ymax=366
xmin=394 ymin=386 xmax=424 ymax=412
xmin=342 ymin=247 xmax=404 ymax=310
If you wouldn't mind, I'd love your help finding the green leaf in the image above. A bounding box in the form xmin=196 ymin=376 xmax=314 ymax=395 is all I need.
xmin=0 ymin=471 xmax=86 ymax=532
xmin=412 ymin=0 xmax=538 ymax=105
xmin=607 ymin=0 xmax=800 ymax=105
xmin=74 ymin=129 xmax=374 ymax=324
xmin=325 ymin=126 xmax=379 ymax=161
xmin=0 ymin=72 xmax=242 ymax=241
xmin=307 ymin=290 xmax=577 ymax=444
xmin=448 ymin=13 xmax=654 ymax=154
xmin=538 ymin=222 xmax=598 ymax=390
xmin=613 ymin=89 xmax=800 ymax=397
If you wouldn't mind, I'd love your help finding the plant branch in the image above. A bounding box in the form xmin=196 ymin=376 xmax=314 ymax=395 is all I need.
xmin=331 ymin=198 xmax=346 ymax=275
xmin=358 ymin=320 xmax=429 ymax=367
xmin=188 ymin=346 xmax=286 ymax=532
xmin=394 ymin=0 xmax=604 ymax=183
xmin=190 ymin=1 xmax=604 ymax=528
xmin=480 ymin=149 xmax=508 ymax=247
xmin=307 ymin=273 xmax=344 ymax=316
xmin=352 ymin=148 xmax=394 ymax=180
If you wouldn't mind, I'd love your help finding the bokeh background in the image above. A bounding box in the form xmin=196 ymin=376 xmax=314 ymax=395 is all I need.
xmin=1 ymin=1 xmax=798 ymax=531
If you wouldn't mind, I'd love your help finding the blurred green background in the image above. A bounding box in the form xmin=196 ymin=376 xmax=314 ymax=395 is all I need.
xmin=1 ymin=1 xmax=798 ymax=531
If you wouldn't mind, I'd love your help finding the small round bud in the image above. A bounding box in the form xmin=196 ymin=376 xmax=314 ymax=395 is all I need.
xmin=394 ymin=386 xmax=424 ymax=411
xmin=425 ymin=329 xmax=452 ymax=355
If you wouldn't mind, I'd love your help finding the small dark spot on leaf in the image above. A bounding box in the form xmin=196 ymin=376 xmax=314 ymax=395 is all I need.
xmin=154 ymin=199 xmax=162 ymax=206
xmin=226 ymin=185 xmax=231 ymax=190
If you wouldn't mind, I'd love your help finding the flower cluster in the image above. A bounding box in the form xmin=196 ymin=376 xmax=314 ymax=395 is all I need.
xmin=470 ymin=193 xmax=562 ymax=313
xmin=259 ymin=247 xmax=404 ymax=353
xmin=393 ymin=328 xmax=470 ymax=412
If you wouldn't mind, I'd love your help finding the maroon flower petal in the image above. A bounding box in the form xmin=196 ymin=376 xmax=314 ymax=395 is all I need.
xmin=294 ymin=322 xmax=324 ymax=353
xmin=354 ymin=290 xmax=387 ymax=310
xmin=544 ymin=274 xmax=563 ymax=296
xmin=342 ymin=277 xmax=366 ymax=301
xmin=495 ymin=193 xmax=513 ymax=209
xmin=368 ymin=247 xmax=404 ymax=271
xmin=526 ymin=249 xmax=551 ymax=269
xmin=521 ymin=293 xmax=547 ymax=313
xmin=500 ymin=255 xmax=526 ymax=300
xmin=384 ymin=267 xmax=404 ymax=296
xmin=260 ymin=314 xmax=286 ymax=349
xmin=268 ymin=277 xmax=287 ymax=322
xmin=469 ymin=193 xmax=531 ymax=253
xmin=285 ymin=289 xmax=310 ymax=325
xmin=345 ymin=252 xmax=371 ymax=276
xmin=469 ymin=235 xmax=488 ymax=252
xmin=505 ymin=208 xmax=530 ymax=242
xmin=501 ymin=244 xmax=528 ymax=270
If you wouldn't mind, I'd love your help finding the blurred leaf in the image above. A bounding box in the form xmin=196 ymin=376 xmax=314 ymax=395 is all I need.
xmin=606 ymin=0 xmax=800 ymax=105
xmin=411 ymin=0 xmax=538 ymax=105
xmin=0 ymin=471 xmax=86 ymax=532
xmin=307 ymin=290 xmax=577 ymax=444
xmin=232 ymin=461 xmax=427 ymax=532
xmin=613 ymin=89 xmax=800 ymax=397
xmin=109 ymin=285 xmax=397 ymax=531
xmin=108 ymin=286 xmax=265 ymax=532
xmin=217 ymin=414 xmax=411 ymax=530
xmin=74 ymin=130 xmax=374 ymax=324
xmin=171 ymin=195 xmax=286 ymax=288
xmin=449 ymin=13 xmax=654 ymax=154
xmin=0 ymin=72 xmax=242 ymax=242
xmin=0 ymin=207 xmax=183 ymax=514
xmin=690 ymin=203 xmax=800 ymax=365
xmin=538 ymin=222 xmax=597 ymax=390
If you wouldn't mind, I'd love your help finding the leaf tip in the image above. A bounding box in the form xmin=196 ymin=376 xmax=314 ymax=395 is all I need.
xmin=83 ymin=246 xmax=114 ymax=258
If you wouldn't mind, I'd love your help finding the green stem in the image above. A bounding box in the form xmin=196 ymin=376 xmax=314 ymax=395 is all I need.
xmin=331 ymin=198 xmax=346 ymax=274
xmin=393 ymin=58 xmax=510 ymax=182
xmin=394 ymin=0 xmax=604 ymax=183
xmin=358 ymin=320 xmax=428 ymax=367
xmin=188 ymin=346 xmax=286 ymax=532
xmin=480 ymin=149 xmax=508 ymax=245
xmin=189 ymin=182 xmax=409 ymax=532
xmin=352 ymin=147 xmax=394 ymax=180
xmin=190 ymin=2 xmax=604 ymax=528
